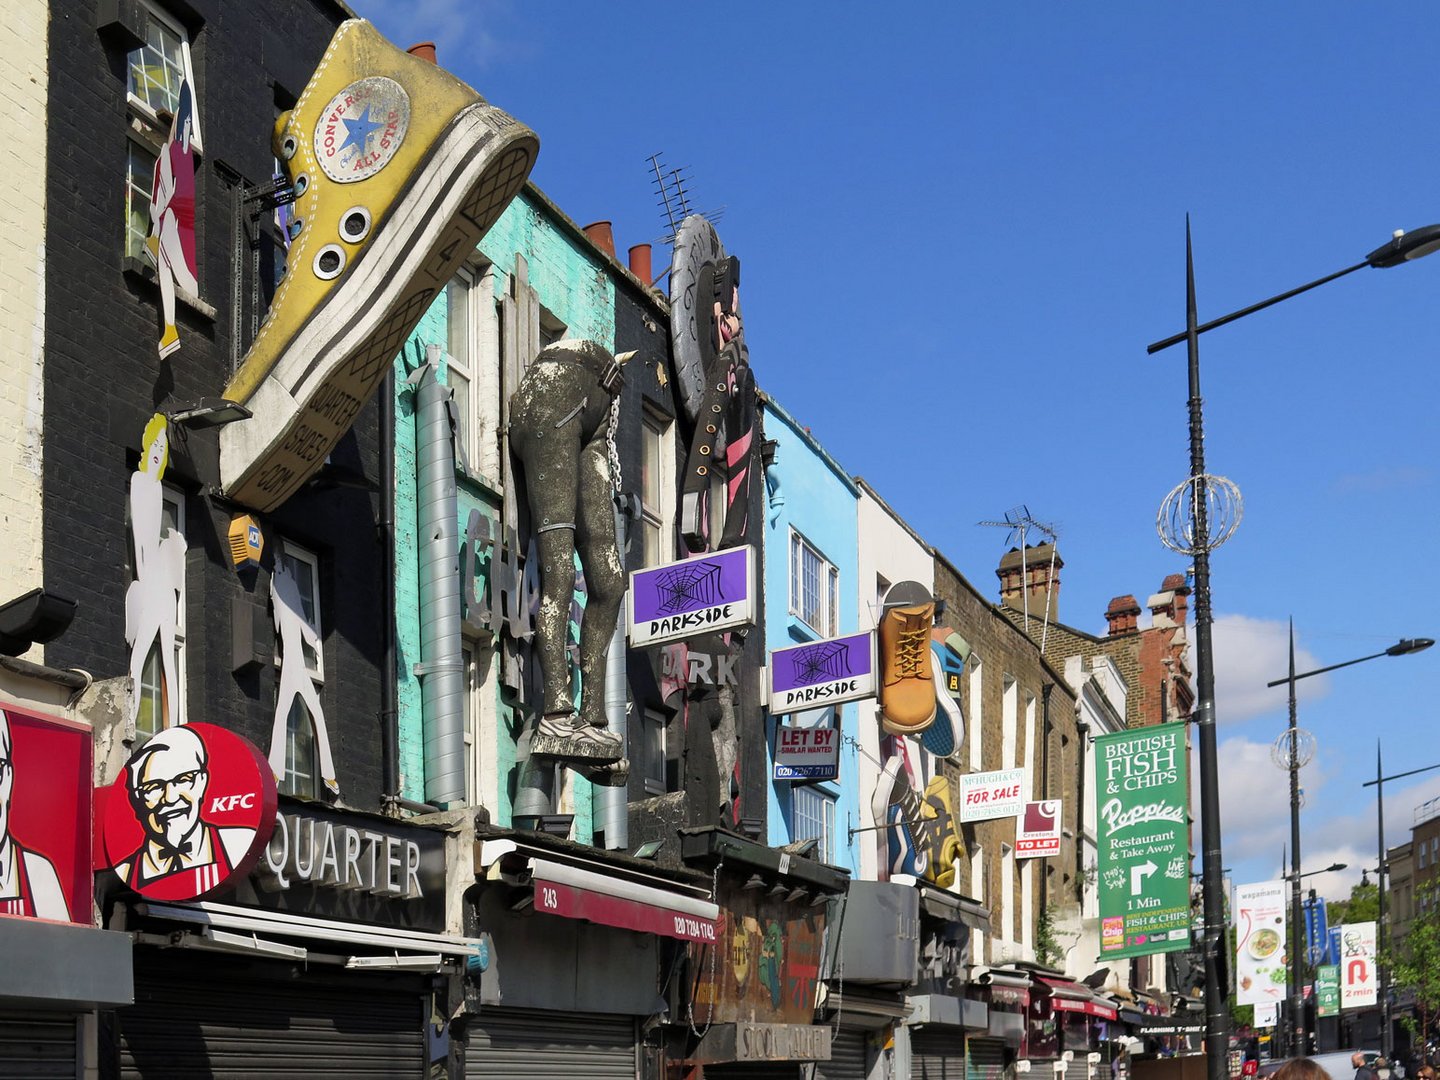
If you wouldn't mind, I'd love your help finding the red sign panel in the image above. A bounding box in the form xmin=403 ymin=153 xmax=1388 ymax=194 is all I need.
xmin=1052 ymin=997 xmax=1119 ymax=1021
xmin=0 ymin=706 xmax=93 ymax=924
xmin=100 ymin=723 xmax=276 ymax=901
xmin=535 ymin=876 xmax=718 ymax=944
xmin=1016 ymin=800 xmax=1062 ymax=859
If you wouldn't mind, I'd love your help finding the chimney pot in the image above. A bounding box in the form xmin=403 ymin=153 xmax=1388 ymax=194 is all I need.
xmin=407 ymin=42 xmax=437 ymax=64
xmin=628 ymin=243 xmax=652 ymax=284
xmin=583 ymin=220 xmax=616 ymax=258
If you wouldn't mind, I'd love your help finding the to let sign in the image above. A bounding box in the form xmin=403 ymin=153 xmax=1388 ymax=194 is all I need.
xmin=958 ymin=768 xmax=1026 ymax=823
xmin=628 ymin=547 xmax=755 ymax=647
xmin=773 ymin=726 xmax=840 ymax=781
xmin=1094 ymin=727 xmax=1191 ymax=960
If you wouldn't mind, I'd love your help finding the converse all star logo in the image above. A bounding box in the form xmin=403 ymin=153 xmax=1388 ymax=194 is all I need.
xmin=315 ymin=76 xmax=411 ymax=183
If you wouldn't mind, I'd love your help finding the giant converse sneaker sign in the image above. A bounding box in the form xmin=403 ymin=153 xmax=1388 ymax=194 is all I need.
xmin=628 ymin=546 xmax=755 ymax=647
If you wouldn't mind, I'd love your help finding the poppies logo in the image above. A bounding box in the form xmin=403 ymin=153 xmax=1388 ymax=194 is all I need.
xmin=101 ymin=724 xmax=276 ymax=902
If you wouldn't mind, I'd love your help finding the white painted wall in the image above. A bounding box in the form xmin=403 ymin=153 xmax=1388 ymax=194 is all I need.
xmin=0 ymin=0 xmax=48 ymax=656
xmin=855 ymin=483 xmax=935 ymax=881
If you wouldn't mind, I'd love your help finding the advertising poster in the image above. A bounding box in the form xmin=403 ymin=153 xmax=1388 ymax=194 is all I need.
xmin=773 ymin=726 xmax=840 ymax=781
xmin=1253 ymin=1001 xmax=1279 ymax=1029
xmin=628 ymin=546 xmax=755 ymax=647
xmin=1094 ymin=728 xmax=1191 ymax=960
xmin=768 ymin=632 xmax=876 ymax=715
xmin=1315 ymin=964 xmax=1341 ymax=1017
xmin=958 ymin=767 xmax=1026 ymax=823
xmin=1304 ymin=894 xmax=1330 ymax=964
xmin=1340 ymin=921 xmax=1377 ymax=1008
xmin=1016 ymin=800 xmax=1062 ymax=859
xmin=1235 ymin=880 xmax=1287 ymax=1006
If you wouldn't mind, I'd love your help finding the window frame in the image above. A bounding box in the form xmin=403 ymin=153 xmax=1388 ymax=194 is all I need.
xmin=125 ymin=1 xmax=204 ymax=155
xmin=791 ymin=783 xmax=836 ymax=865
xmin=275 ymin=541 xmax=324 ymax=799
xmin=637 ymin=707 xmax=669 ymax=796
xmin=788 ymin=529 xmax=837 ymax=636
xmin=639 ymin=406 xmax=675 ymax=568
xmin=135 ymin=485 xmax=186 ymax=742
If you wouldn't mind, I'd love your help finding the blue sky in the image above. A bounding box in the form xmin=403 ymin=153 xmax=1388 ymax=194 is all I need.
xmin=362 ymin=1 xmax=1440 ymax=901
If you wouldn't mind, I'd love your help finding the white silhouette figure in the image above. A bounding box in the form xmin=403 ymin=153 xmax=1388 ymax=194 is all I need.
xmin=268 ymin=555 xmax=337 ymax=794
xmin=125 ymin=414 xmax=186 ymax=732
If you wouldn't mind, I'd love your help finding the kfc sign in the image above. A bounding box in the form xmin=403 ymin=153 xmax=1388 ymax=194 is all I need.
xmin=0 ymin=707 xmax=93 ymax=923
xmin=100 ymin=724 xmax=276 ymax=901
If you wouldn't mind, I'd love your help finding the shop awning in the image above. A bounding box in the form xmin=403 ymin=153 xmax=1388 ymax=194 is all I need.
xmin=134 ymin=900 xmax=486 ymax=971
xmin=1037 ymin=976 xmax=1119 ymax=1021
xmin=915 ymin=882 xmax=991 ymax=933
xmin=479 ymin=840 xmax=719 ymax=944
xmin=978 ymin=969 xmax=1031 ymax=1007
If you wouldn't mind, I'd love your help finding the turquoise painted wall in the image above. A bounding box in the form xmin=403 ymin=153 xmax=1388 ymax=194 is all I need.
xmin=393 ymin=190 xmax=616 ymax=839
xmin=760 ymin=396 xmax=861 ymax=875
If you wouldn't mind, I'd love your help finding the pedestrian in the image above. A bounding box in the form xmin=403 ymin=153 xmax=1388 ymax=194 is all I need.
xmin=1413 ymin=1066 xmax=1433 ymax=1080
xmin=1274 ymin=1060 xmax=1333 ymax=1080
xmin=1355 ymin=1053 xmax=1378 ymax=1080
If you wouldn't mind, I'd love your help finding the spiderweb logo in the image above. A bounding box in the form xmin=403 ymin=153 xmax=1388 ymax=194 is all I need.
xmin=655 ymin=560 xmax=725 ymax=615
xmin=791 ymin=641 xmax=852 ymax=686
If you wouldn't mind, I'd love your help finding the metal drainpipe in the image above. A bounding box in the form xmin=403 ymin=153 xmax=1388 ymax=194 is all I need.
xmin=594 ymin=497 xmax=633 ymax=849
xmin=1040 ymin=681 xmax=1053 ymax=913
xmin=380 ymin=369 xmax=400 ymax=805
xmin=410 ymin=346 xmax=466 ymax=806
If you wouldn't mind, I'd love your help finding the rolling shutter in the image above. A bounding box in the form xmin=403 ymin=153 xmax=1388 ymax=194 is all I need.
xmin=0 ymin=1014 xmax=79 ymax=1079
xmin=912 ymin=1028 xmax=966 ymax=1080
xmin=702 ymin=1068 xmax=801 ymax=1080
xmin=465 ymin=1007 xmax=636 ymax=1079
xmin=120 ymin=950 xmax=425 ymax=1078
xmin=964 ymin=1035 xmax=1006 ymax=1080
xmin=816 ymin=1029 xmax=869 ymax=1080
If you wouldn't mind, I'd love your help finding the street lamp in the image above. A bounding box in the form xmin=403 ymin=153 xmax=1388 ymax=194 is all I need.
xmin=1361 ymin=739 xmax=1440 ymax=1060
xmin=1148 ymin=221 xmax=1440 ymax=1080
xmin=1265 ymin=631 xmax=1433 ymax=1059
xmin=1283 ymin=862 xmax=1348 ymax=882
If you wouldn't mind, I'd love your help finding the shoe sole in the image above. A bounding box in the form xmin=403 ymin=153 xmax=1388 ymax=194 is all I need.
xmin=221 ymin=104 xmax=537 ymax=510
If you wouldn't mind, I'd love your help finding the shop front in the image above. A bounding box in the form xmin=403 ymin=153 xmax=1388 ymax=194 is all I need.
xmin=668 ymin=827 xmax=849 ymax=1079
xmin=470 ymin=829 xmax=723 ymax=1079
xmin=970 ymin=969 xmax=1030 ymax=1080
xmin=0 ymin=703 xmax=133 ymax=1077
xmin=905 ymin=885 xmax=992 ymax=1080
xmin=107 ymin=788 xmax=468 ymax=1078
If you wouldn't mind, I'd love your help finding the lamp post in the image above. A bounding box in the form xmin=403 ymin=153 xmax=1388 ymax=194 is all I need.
xmin=1148 ymin=222 xmax=1440 ymax=1080
xmin=1265 ymin=634 xmax=1433 ymax=1058
xmin=1361 ymin=739 xmax=1440 ymax=1060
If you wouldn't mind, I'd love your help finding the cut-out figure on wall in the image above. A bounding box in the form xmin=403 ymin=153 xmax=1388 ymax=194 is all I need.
xmin=0 ymin=712 xmax=70 ymax=921
xmin=509 ymin=340 xmax=632 ymax=765
xmin=147 ymin=79 xmax=198 ymax=359
xmin=268 ymin=554 xmax=338 ymax=794
xmin=125 ymin=413 xmax=186 ymax=733
xmin=117 ymin=726 xmax=254 ymax=894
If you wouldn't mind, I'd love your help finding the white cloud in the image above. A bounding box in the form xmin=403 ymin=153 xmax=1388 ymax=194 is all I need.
xmin=1330 ymin=466 xmax=1434 ymax=495
xmin=1210 ymin=614 xmax=1329 ymax=724
xmin=361 ymin=0 xmax=514 ymax=68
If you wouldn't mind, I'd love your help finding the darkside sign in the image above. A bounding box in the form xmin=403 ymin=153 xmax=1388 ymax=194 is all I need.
xmin=234 ymin=799 xmax=447 ymax=932
xmin=689 ymin=880 xmax=828 ymax=1026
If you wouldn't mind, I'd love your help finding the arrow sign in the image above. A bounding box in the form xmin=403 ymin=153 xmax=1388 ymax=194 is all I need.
xmin=1131 ymin=860 xmax=1158 ymax=895
xmin=1348 ymin=959 xmax=1369 ymax=983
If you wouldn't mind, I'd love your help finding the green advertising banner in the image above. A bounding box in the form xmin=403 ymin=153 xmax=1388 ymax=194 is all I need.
xmin=1315 ymin=965 xmax=1340 ymax=1017
xmin=1094 ymin=726 xmax=1191 ymax=960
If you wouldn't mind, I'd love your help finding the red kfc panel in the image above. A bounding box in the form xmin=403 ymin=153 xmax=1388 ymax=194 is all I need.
xmin=0 ymin=706 xmax=93 ymax=924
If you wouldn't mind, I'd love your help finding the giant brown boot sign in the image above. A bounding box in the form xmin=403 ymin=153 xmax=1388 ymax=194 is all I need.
xmin=509 ymin=341 xmax=634 ymax=765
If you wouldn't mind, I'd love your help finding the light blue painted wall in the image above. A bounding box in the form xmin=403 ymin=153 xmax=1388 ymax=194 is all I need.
xmin=393 ymin=190 xmax=615 ymax=839
xmin=760 ymin=396 xmax=861 ymax=875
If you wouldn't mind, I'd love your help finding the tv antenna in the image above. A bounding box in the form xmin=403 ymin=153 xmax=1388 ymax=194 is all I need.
xmin=978 ymin=505 xmax=1060 ymax=646
xmin=647 ymin=152 xmax=726 ymax=247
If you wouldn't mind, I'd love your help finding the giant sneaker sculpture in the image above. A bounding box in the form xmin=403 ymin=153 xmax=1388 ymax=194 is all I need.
xmin=221 ymin=21 xmax=536 ymax=510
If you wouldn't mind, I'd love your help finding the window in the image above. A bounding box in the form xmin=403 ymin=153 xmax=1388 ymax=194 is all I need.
xmin=135 ymin=487 xmax=185 ymax=743
xmin=462 ymin=644 xmax=481 ymax=806
xmin=123 ymin=4 xmax=202 ymax=258
xmin=539 ymin=309 xmax=567 ymax=350
xmin=789 ymin=531 xmax=838 ymax=636
xmin=1001 ymin=675 xmax=1018 ymax=770
xmin=636 ymin=708 xmax=669 ymax=796
xmin=277 ymin=544 xmax=323 ymax=798
xmin=791 ymin=785 xmax=835 ymax=864
xmin=446 ymin=270 xmax=477 ymax=463
xmin=639 ymin=409 xmax=674 ymax=567
xmin=968 ymin=657 xmax=984 ymax=772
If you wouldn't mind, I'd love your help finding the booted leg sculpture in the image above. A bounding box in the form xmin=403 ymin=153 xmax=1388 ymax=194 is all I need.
xmin=220 ymin=19 xmax=537 ymax=511
xmin=510 ymin=342 xmax=631 ymax=765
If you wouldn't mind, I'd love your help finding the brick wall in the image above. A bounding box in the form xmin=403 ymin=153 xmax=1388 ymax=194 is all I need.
xmin=44 ymin=0 xmax=391 ymax=808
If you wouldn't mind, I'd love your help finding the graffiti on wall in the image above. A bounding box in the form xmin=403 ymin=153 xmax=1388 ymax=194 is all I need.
xmin=691 ymin=885 xmax=828 ymax=1025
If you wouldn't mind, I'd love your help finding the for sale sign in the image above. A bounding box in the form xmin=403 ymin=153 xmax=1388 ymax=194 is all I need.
xmin=958 ymin=768 xmax=1026 ymax=823
xmin=1094 ymin=727 xmax=1191 ymax=960
xmin=1340 ymin=921 xmax=1377 ymax=1008
xmin=773 ymin=726 xmax=840 ymax=781
xmin=1016 ymin=800 xmax=1062 ymax=859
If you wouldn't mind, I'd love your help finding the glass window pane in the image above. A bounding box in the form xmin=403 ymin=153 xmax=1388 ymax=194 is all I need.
xmin=642 ymin=520 xmax=661 ymax=570
xmin=641 ymin=422 xmax=661 ymax=511
xmin=282 ymin=700 xmax=317 ymax=798
xmin=450 ymin=367 xmax=471 ymax=459
xmin=447 ymin=276 xmax=470 ymax=365
xmin=126 ymin=143 xmax=157 ymax=260
xmin=137 ymin=643 xmax=164 ymax=742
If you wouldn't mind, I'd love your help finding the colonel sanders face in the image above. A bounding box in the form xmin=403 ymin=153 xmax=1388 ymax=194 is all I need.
xmin=128 ymin=726 xmax=209 ymax=851
xmin=0 ymin=713 xmax=13 ymax=844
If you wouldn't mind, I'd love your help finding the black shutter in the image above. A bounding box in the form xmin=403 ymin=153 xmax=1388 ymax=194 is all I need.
xmin=464 ymin=1007 xmax=637 ymax=1079
xmin=0 ymin=1014 xmax=79 ymax=1079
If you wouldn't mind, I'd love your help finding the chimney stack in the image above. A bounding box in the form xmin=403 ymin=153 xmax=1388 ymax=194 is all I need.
xmin=996 ymin=542 xmax=1063 ymax=623
xmin=1147 ymin=572 xmax=1192 ymax=630
xmin=1105 ymin=595 xmax=1141 ymax=636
